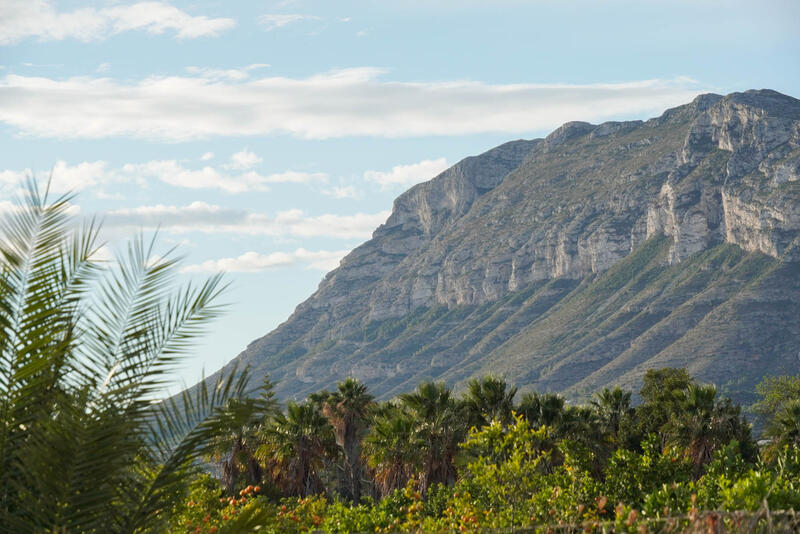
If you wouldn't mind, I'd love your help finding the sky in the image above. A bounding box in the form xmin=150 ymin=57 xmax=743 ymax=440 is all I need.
xmin=1 ymin=0 xmax=798 ymax=392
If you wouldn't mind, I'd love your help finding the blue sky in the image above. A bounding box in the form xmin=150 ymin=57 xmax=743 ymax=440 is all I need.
xmin=1 ymin=0 xmax=798 ymax=391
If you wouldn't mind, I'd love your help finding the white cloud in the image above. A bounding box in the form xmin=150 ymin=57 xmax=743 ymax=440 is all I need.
xmin=126 ymin=160 xmax=250 ymax=192
xmin=0 ymin=200 xmax=18 ymax=215
xmin=88 ymin=245 xmax=114 ymax=262
xmin=200 ymin=152 xmax=214 ymax=161
xmin=322 ymin=185 xmax=360 ymax=199
xmin=185 ymin=63 xmax=270 ymax=81
xmin=123 ymin=159 xmax=326 ymax=192
xmin=101 ymin=201 xmax=389 ymax=239
xmin=226 ymin=149 xmax=263 ymax=170
xmin=96 ymin=62 xmax=111 ymax=73
xmin=122 ymin=160 xmax=326 ymax=191
xmin=0 ymin=0 xmax=235 ymax=44
xmin=1 ymin=159 xmax=327 ymax=195
xmin=260 ymin=171 xmax=328 ymax=184
xmin=0 ymin=70 xmax=708 ymax=141
xmin=258 ymin=14 xmax=320 ymax=31
xmin=364 ymin=158 xmax=449 ymax=188
xmin=0 ymin=160 xmax=119 ymax=194
xmin=181 ymin=248 xmax=349 ymax=273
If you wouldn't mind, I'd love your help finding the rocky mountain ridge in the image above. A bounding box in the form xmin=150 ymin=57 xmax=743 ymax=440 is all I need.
xmin=224 ymin=89 xmax=800 ymax=402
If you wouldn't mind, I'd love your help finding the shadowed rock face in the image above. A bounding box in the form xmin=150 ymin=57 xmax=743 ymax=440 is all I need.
xmin=221 ymin=89 xmax=800 ymax=403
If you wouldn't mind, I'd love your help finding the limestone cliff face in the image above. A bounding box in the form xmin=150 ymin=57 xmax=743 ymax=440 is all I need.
xmin=361 ymin=90 xmax=799 ymax=316
xmin=226 ymin=90 xmax=800 ymax=401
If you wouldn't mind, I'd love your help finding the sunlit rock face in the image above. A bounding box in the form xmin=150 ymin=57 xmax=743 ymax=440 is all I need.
xmin=218 ymin=90 xmax=800 ymax=402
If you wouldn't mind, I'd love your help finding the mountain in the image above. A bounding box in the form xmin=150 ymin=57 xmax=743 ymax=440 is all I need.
xmin=223 ymin=89 xmax=800 ymax=404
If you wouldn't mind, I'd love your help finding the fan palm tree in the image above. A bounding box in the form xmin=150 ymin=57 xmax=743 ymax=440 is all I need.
xmin=212 ymin=375 xmax=280 ymax=495
xmin=517 ymin=392 xmax=566 ymax=430
xmin=463 ymin=375 xmax=517 ymax=428
xmin=667 ymin=384 xmax=752 ymax=476
xmin=591 ymin=386 xmax=633 ymax=444
xmin=0 ymin=181 xmax=255 ymax=533
xmin=322 ymin=377 xmax=374 ymax=502
xmin=768 ymin=400 xmax=800 ymax=448
xmin=259 ymin=401 xmax=335 ymax=497
xmin=399 ymin=381 xmax=467 ymax=492
xmin=364 ymin=404 xmax=423 ymax=497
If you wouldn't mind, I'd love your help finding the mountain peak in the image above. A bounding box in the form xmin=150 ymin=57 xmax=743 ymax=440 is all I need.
xmin=219 ymin=90 xmax=800 ymax=404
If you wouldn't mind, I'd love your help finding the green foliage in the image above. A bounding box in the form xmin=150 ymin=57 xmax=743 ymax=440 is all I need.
xmin=166 ymin=369 xmax=800 ymax=533
xmin=634 ymin=367 xmax=695 ymax=441
xmin=463 ymin=375 xmax=517 ymax=427
xmin=753 ymin=375 xmax=800 ymax=422
xmin=0 ymin=182 xmax=254 ymax=533
xmin=603 ymin=434 xmax=692 ymax=508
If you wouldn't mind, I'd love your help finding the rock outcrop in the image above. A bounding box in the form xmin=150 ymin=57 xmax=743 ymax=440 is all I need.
xmin=223 ymin=89 xmax=800 ymax=402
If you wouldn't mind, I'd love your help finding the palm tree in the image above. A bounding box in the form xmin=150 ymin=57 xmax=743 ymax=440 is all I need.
xmin=399 ymin=381 xmax=467 ymax=493
xmin=364 ymin=404 xmax=423 ymax=497
xmin=463 ymin=375 xmax=517 ymax=427
xmin=212 ymin=375 xmax=280 ymax=495
xmin=517 ymin=392 xmax=566 ymax=430
xmin=0 ymin=181 xmax=254 ymax=533
xmin=322 ymin=377 xmax=374 ymax=502
xmin=591 ymin=386 xmax=633 ymax=444
xmin=259 ymin=401 xmax=335 ymax=497
xmin=666 ymin=384 xmax=753 ymax=476
xmin=768 ymin=400 xmax=800 ymax=448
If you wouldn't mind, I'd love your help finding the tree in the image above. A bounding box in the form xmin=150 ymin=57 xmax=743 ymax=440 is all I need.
xmin=259 ymin=401 xmax=335 ymax=497
xmin=517 ymin=392 xmax=566 ymax=429
xmin=364 ymin=404 xmax=423 ymax=497
xmin=399 ymin=382 xmax=467 ymax=493
xmin=0 ymin=181 xmax=250 ymax=533
xmin=212 ymin=375 xmax=280 ymax=495
xmin=765 ymin=400 xmax=800 ymax=454
xmin=753 ymin=374 xmax=800 ymax=435
xmin=634 ymin=367 xmax=695 ymax=445
xmin=322 ymin=377 xmax=374 ymax=502
xmin=665 ymin=384 xmax=755 ymax=476
xmin=463 ymin=375 xmax=517 ymax=428
xmin=591 ymin=386 xmax=634 ymax=445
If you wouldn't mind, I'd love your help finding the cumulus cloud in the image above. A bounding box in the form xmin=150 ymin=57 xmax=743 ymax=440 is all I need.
xmin=258 ymin=14 xmax=320 ymax=31
xmin=200 ymin=152 xmax=214 ymax=161
xmin=322 ymin=185 xmax=360 ymax=199
xmin=226 ymin=149 xmax=263 ymax=170
xmin=181 ymin=248 xmax=349 ymax=273
xmin=364 ymin=158 xmax=449 ymax=188
xmin=0 ymin=160 xmax=121 ymax=194
xmin=101 ymin=201 xmax=389 ymax=239
xmin=0 ymin=0 xmax=235 ymax=44
xmin=0 ymin=70 xmax=707 ymax=141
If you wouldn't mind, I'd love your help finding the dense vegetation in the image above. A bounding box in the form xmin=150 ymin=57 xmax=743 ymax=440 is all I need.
xmin=3 ymin=184 xmax=800 ymax=533
xmin=169 ymin=370 xmax=800 ymax=533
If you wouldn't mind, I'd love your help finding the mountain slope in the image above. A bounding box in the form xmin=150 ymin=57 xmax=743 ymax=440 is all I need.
xmin=225 ymin=89 xmax=800 ymax=402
